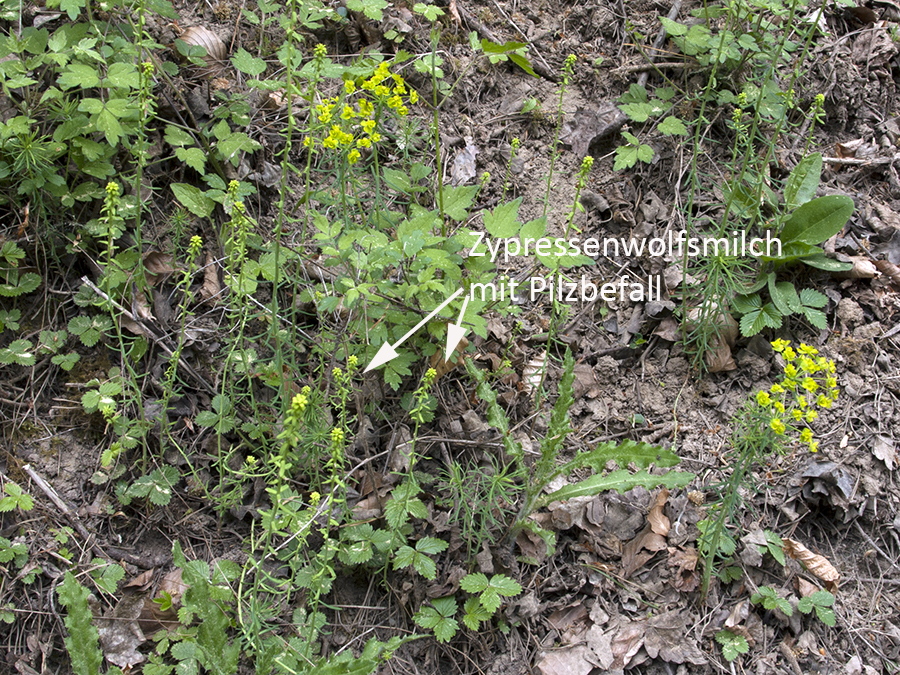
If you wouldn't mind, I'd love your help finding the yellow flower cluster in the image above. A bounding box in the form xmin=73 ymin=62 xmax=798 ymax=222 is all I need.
xmin=304 ymin=56 xmax=418 ymax=164
xmin=291 ymin=386 xmax=311 ymax=415
xmin=757 ymin=340 xmax=839 ymax=452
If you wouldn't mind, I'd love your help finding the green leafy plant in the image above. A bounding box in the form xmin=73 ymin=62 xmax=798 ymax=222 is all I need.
xmin=797 ymin=589 xmax=836 ymax=626
xmin=700 ymin=341 xmax=838 ymax=595
xmin=57 ymin=573 xmax=104 ymax=675
xmin=715 ymin=629 xmax=750 ymax=662
xmin=0 ymin=482 xmax=34 ymax=512
xmin=751 ymin=584 xmax=793 ymax=615
xmin=466 ymin=348 xmax=693 ymax=559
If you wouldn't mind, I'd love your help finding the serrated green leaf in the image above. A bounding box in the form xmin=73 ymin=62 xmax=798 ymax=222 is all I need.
xmin=715 ymin=629 xmax=749 ymax=662
xmin=57 ymin=573 xmax=103 ymax=675
xmin=175 ymin=147 xmax=206 ymax=173
xmin=799 ymin=288 xmax=828 ymax=308
xmin=658 ymin=115 xmax=688 ymax=135
xmin=614 ymin=145 xmax=639 ymax=171
xmin=413 ymin=554 xmax=437 ymax=580
xmin=619 ymin=102 xmax=654 ymax=123
xmin=460 ymin=573 xmax=488 ymax=594
xmin=231 ymin=48 xmax=266 ymax=75
xmin=732 ymin=292 xmax=762 ymax=314
xmin=488 ymin=574 xmax=522 ymax=596
xmin=483 ymin=198 xmax=522 ymax=237
xmin=801 ymin=306 xmax=828 ymax=329
xmin=769 ymin=280 xmax=801 ymax=315
xmin=171 ymin=183 xmax=215 ymax=218
xmin=416 ymin=536 xmax=448 ymax=555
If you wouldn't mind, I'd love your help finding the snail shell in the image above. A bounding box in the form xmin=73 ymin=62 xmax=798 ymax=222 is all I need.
xmin=180 ymin=26 xmax=227 ymax=63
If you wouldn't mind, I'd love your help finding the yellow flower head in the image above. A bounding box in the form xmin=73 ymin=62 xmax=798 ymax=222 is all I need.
xmin=770 ymin=418 xmax=786 ymax=435
xmin=772 ymin=339 xmax=790 ymax=353
xmin=756 ymin=391 xmax=772 ymax=406
xmin=800 ymin=428 xmax=813 ymax=444
xmin=344 ymin=79 xmax=357 ymax=94
xmin=347 ymin=148 xmax=361 ymax=164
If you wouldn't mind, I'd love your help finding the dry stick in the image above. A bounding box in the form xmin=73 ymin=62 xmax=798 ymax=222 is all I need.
xmin=637 ymin=0 xmax=684 ymax=89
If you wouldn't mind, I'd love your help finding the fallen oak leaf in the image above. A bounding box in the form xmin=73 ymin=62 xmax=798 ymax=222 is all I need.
xmin=783 ymin=537 xmax=840 ymax=591
xmin=648 ymin=488 xmax=670 ymax=536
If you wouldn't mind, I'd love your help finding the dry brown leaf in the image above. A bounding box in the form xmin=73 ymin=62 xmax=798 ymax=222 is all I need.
xmin=429 ymin=337 xmax=468 ymax=378
xmin=644 ymin=611 xmax=707 ymax=665
xmin=522 ymin=351 xmax=547 ymax=395
xmin=648 ymin=488 xmax=670 ymax=536
xmin=92 ymin=593 xmax=146 ymax=669
xmin=157 ymin=568 xmax=187 ymax=606
xmin=560 ymin=105 xmax=628 ymax=157
xmin=199 ymin=252 xmax=222 ymax=303
xmin=783 ymin=537 xmax=840 ymax=590
xmin=610 ymin=621 xmax=646 ymax=669
xmin=125 ymin=569 xmax=154 ymax=590
xmin=536 ymin=645 xmax=593 ymax=675
xmin=143 ymin=251 xmax=176 ymax=286
xmin=875 ymin=259 xmax=900 ymax=287
xmin=668 ymin=546 xmax=700 ymax=592
xmin=872 ymin=435 xmax=897 ymax=470
xmin=725 ymin=600 xmax=749 ymax=628
xmin=450 ymin=138 xmax=478 ymax=186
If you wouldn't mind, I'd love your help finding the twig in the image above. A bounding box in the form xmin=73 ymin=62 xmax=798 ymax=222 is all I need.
xmin=637 ymin=0 xmax=684 ymax=88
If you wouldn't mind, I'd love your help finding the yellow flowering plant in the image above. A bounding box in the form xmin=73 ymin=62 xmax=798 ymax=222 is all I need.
xmin=700 ymin=340 xmax=839 ymax=596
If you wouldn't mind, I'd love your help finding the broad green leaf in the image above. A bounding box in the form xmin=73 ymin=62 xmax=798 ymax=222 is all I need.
xmin=509 ymin=52 xmax=537 ymax=77
xmin=347 ymin=0 xmax=389 ymax=20
xmin=171 ymin=183 xmax=215 ymax=218
xmin=483 ymin=198 xmax=522 ymax=238
xmin=781 ymin=195 xmax=854 ymax=246
xmin=58 ymin=63 xmax=99 ymax=89
xmin=442 ymin=185 xmax=478 ymax=221
xmin=165 ymin=125 xmax=196 ymax=147
xmin=520 ymin=216 xmax=546 ymax=240
xmin=799 ymin=252 xmax=853 ymax=272
xmin=660 ymin=17 xmax=688 ymax=35
xmin=658 ymin=115 xmax=688 ymax=135
xmin=784 ymin=152 xmax=822 ymax=210
xmin=231 ymin=48 xmax=266 ymax=75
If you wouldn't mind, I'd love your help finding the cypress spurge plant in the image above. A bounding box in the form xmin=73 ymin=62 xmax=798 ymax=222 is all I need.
xmin=699 ymin=340 xmax=840 ymax=596
xmin=465 ymin=348 xmax=693 ymax=559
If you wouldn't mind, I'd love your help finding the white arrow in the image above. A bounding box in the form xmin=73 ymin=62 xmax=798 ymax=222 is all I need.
xmin=365 ymin=288 xmax=465 ymax=372
xmin=444 ymin=293 xmax=470 ymax=361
